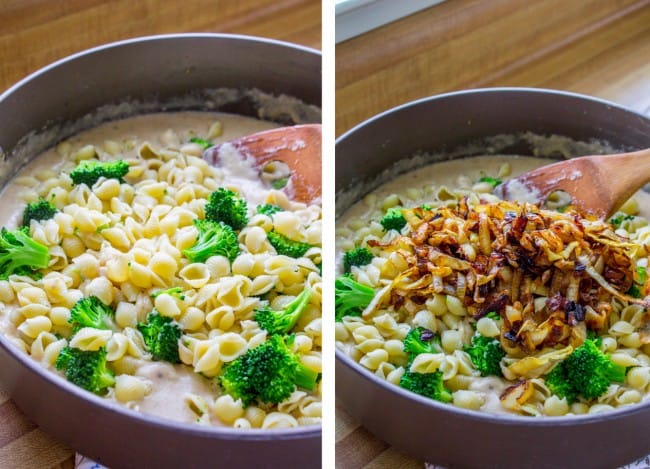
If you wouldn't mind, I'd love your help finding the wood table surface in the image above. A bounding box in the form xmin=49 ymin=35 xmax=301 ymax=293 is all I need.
xmin=336 ymin=1 xmax=650 ymax=467
xmin=0 ymin=1 xmax=320 ymax=468
xmin=336 ymin=0 xmax=650 ymax=136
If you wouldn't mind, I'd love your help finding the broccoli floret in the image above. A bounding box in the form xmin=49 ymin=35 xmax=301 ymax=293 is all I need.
xmin=267 ymin=230 xmax=313 ymax=258
xmin=545 ymin=339 xmax=626 ymax=403
xmin=69 ymin=296 xmax=116 ymax=331
xmin=271 ymin=177 xmax=289 ymax=189
xmin=55 ymin=346 xmax=115 ymax=395
xmin=464 ymin=334 xmax=506 ymax=377
xmin=637 ymin=266 xmax=647 ymax=284
xmin=70 ymin=159 xmax=129 ymax=187
xmin=22 ymin=198 xmax=58 ymax=227
xmin=380 ymin=207 xmax=407 ymax=231
xmin=334 ymin=275 xmax=375 ymax=321
xmin=627 ymin=266 xmax=646 ymax=298
xmin=152 ymin=287 xmax=185 ymax=300
xmin=609 ymin=213 xmax=635 ymax=229
xmin=403 ymin=327 xmax=442 ymax=362
xmin=478 ymin=176 xmax=502 ymax=187
xmin=628 ymin=284 xmax=643 ymax=298
xmin=485 ymin=311 xmax=501 ymax=321
xmin=137 ymin=312 xmax=182 ymax=363
xmin=204 ymin=188 xmax=249 ymax=230
xmin=342 ymin=246 xmax=373 ymax=273
xmin=400 ymin=370 xmax=452 ymax=403
xmin=254 ymin=289 xmax=312 ymax=335
xmin=257 ymin=204 xmax=284 ymax=217
xmin=0 ymin=227 xmax=50 ymax=280
xmin=219 ymin=334 xmax=318 ymax=406
xmin=189 ymin=137 xmax=212 ymax=149
xmin=182 ymin=219 xmax=239 ymax=263
xmin=545 ymin=367 xmax=579 ymax=404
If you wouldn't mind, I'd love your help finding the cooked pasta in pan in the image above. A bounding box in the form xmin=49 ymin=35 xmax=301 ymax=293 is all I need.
xmin=336 ymin=155 xmax=650 ymax=417
xmin=0 ymin=112 xmax=322 ymax=428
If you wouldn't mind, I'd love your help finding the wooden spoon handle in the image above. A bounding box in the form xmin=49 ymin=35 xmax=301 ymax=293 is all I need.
xmin=498 ymin=148 xmax=650 ymax=218
xmin=582 ymin=149 xmax=650 ymax=215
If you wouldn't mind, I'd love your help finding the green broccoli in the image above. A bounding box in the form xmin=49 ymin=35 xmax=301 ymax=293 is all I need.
xmin=219 ymin=334 xmax=319 ymax=406
xmin=55 ymin=346 xmax=115 ymax=395
xmin=545 ymin=368 xmax=579 ymax=404
xmin=152 ymin=287 xmax=185 ymax=300
xmin=478 ymin=176 xmax=502 ymax=187
xmin=204 ymin=188 xmax=249 ymax=230
xmin=22 ymin=198 xmax=58 ymax=227
xmin=400 ymin=370 xmax=453 ymax=403
xmin=627 ymin=266 xmax=646 ymax=298
xmin=70 ymin=159 xmax=129 ymax=186
xmin=137 ymin=312 xmax=182 ymax=363
xmin=342 ymin=246 xmax=373 ymax=273
xmin=189 ymin=137 xmax=212 ymax=149
xmin=628 ymin=284 xmax=642 ymax=298
xmin=464 ymin=333 xmax=506 ymax=377
xmin=545 ymin=338 xmax=626 ymax=403
xmin=182 ymin=219 xmax=239 ymax=263
xmin=485 ymin=311 xmax=501 ymax=321
xmin=334 ymin=275 xmax=375 ymax=321
xmin=609 ymin=213 xmax=634 ymax=229
xmin=267 ymin=230 xmax=313 ymax=258
xmin=0 ymin=227 xmax=50 ymax=280
xmin=257 ymin=204 xmax=284 ymax=217
xmin=271 ymin=177 xmax=289 ymax=190
xmin=69 ymin=296 xmax=116 ymax=331
xmin=403 ymin=327 xmax=443 ymax=362
xmin=254 ymin=289 xmax=312 ymax=335
xmin=380 ymin=207 xmax=407 ymax=232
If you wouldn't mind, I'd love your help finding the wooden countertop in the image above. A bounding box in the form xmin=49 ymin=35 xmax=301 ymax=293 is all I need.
xmin=336 ymin=0 xmax=650 ymax=467
xmin=336 ymin=0 xmax=650 ymax=136
xmin=0 ymin=0 xmax=321 ymax=93
xmin=0 ymin=2 xmax=320 ymax=468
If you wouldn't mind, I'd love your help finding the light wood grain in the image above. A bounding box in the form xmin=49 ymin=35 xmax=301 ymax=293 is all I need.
xmin=0 ymin=2 xmax=320 ymax=468
xmin=336 ymin=0 xmax=650 ymax=135
xmin=0 ymin=429 xmax=76 ymax=469
xmin=0 ymin=0 xmax=321 ymax=94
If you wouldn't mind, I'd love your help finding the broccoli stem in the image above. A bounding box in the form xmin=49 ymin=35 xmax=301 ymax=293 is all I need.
xmin=294 ymin=362 xmax=319 ymax=390
xmin=255 ymin=289 xmax=312 ymax=335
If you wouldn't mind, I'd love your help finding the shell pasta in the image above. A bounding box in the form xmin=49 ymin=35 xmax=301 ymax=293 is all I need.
xmin=0 ymin=112 xmax=321 ymax=427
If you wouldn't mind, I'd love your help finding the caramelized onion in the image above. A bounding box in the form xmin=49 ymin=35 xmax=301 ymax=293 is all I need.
xmin=382 ymin=198 xmax=641 ymax=352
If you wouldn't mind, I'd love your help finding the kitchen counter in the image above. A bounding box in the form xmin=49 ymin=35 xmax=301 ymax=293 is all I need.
xmin=336 ymin=0 xmax=650 ymax=136
xmin=335 ymin=0 xmax=650 ymax=467
xmin=0 ymin=1 xmax=320 ymax=468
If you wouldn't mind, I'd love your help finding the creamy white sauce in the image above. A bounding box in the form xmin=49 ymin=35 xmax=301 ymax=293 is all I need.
xmin=133 ymin=361 xmax=218 ymax=422
xmin=468 ymin=377 xmax=508 ymax=414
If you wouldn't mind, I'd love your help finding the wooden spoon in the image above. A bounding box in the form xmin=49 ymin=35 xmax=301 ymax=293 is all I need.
xmin=495 ymin=148 xmax=650 ymax=218
xmin=203 ymin=124 xmax=321 ymax=204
